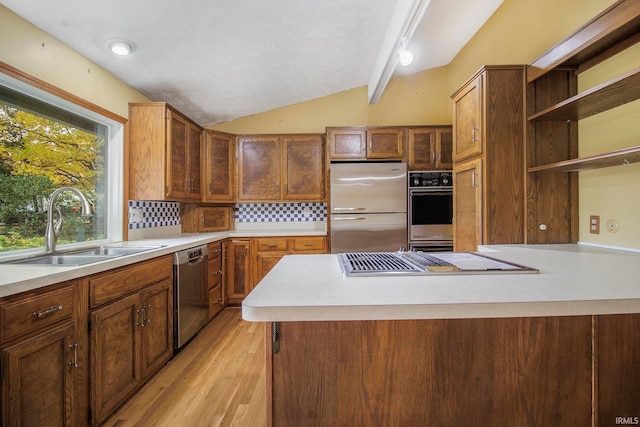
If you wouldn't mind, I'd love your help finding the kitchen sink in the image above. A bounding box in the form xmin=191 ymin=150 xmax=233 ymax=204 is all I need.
xmin=1 ymin=245 xmax=165 ymax=266
xmin=9 ymin=254 xmax=116 ymax=266
xmin=67 ymin=246 xmax=163 ymax=257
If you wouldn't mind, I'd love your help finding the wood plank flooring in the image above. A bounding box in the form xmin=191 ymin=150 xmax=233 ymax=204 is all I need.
xmin=102 ymin=308 xmax=267 ymax=427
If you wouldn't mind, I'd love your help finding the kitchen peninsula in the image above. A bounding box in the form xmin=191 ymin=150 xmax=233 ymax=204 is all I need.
xmin=242 ymin=244 xmax=640 ymax=426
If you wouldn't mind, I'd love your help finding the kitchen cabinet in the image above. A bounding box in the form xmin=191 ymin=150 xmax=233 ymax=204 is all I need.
xmin=254 ymin=236 xmax=326 ymax=284
xmin=226 ymin=240 xmax=253 ymax=305
xmin=237 ymin=134 xmax=326 ymax=202
xmin=525 ymin=0 xmax=640 ymax=244
xmin=407 ymin=126 xmax=453 ymax=170
xmin=1 ymin=280 xmax=84 ymax=427
xmin=203 ymin=131 xmax=235 ymax=203
xmin=451 ymin=66 xmax=525 ymax=252
xmin=208 ymin=241 xmax=224 ymax=319
xmin=237 ymin=136 xmax=281 ymax=201
xmin=268 ymin=316 xmax=592 ymax=426
xmin=181 ymin=205 xmax=234 ymax=232
xmin=129 ymin=102 xmax=203 ymax=202
xmin=327 ymin=127 xmax=403 ymax=160
xmin=87 ymin=255 xmax=173 ymax=424
xmin=282 ymin=135 xmax=325 ymax=200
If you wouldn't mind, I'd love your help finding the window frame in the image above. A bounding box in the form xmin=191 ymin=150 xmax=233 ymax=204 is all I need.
xmin=0 ymin=70 xmax=124 ymax=257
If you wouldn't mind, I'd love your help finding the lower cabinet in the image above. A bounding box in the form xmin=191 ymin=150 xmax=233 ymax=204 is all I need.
xmin=254 ymin=236 xmax=326 ymax=284
xmin=208 ymin=241 xmax=224 ymax=319
xmin=226 ymin=239 xmax=253 ymax=305
xmin=0 ymin=280 xmax=84 ymax=427
xmin=87 ymin=256 xmax=173 ymax=425
xmin=224 ymin=236 xmax=328 ymax=304
xmin=268 ymin=314 xmax=640 ymax=426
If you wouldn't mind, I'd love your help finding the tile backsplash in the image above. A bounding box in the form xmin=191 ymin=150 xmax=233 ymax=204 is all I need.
xmin=235 ymin=202 xmax=327 ymax=223
xmin=128 ymin=200 xmax=181 ymax=229
xmin=128 ymin=201 xmax=327 ymax=230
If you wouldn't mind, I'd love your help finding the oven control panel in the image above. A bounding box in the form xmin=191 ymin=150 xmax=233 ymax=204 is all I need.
xmin=409 ymin=171 xmax=452 ymax=188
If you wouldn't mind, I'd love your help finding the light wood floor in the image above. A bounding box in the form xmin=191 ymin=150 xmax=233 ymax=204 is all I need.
xmin=102 ymin=308 xmax=267 ymax=427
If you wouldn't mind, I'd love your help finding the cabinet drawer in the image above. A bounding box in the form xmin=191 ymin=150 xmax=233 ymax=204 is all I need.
xmin=89 ymin=255 xmax=173 ymax=308
xmin=208 ymin=261 xmax=222 ymax=290
xmin=208 ymin=243 xmax=222 ymax=265
xmin=209 ymin=285 xmax=223 ymax=319
xmin=292 ymin=237 xmax=326 ymax=252
xmin=1 ymin=284 xmax=74 ymax=343
xmin=256 ymin=238 xmax=288 ymax=252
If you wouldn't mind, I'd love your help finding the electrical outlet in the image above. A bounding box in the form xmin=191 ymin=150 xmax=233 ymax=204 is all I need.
xmin=589 ymin=215 xmax=600 ymax=234
xmin=129 ymin=207 xmax=143 ymax=223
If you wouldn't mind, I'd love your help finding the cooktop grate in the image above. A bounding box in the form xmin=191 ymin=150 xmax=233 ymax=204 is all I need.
xmin=338 ymin=252 xmax=423 ymax=274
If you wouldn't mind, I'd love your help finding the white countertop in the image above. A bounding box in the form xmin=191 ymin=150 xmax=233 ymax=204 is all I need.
xmin=241 ymin=244 xmax=640 ymax=322
xmin=0 ymin=227 xmax=326 ymax=298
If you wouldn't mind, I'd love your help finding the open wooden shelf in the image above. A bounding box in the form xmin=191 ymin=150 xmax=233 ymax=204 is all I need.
xmin=527 ymin=66 xmax=640 ymax=122
xmin=527 ymin=0 xmax=640 ymax=83
xmin=528 ymin=145 xmax=640 ymax=172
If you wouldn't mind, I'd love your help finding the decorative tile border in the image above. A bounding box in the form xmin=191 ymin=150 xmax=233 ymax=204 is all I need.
xmin=235 ymin=202 xmax=327 ymax=223
xmin=128 ymin=200 xmax=181 ymax=229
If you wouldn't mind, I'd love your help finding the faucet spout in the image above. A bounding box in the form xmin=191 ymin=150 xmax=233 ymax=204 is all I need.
xmin=44 ymin=187 xmax=93 ymax=254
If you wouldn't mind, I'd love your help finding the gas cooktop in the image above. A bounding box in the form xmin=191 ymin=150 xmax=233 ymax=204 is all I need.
xmin=337 ymin=251 xmax=539 ymax=276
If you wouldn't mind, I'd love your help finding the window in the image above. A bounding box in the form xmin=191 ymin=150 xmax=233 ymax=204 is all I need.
xmin=0 ymin=72 xmax=123 ymax=254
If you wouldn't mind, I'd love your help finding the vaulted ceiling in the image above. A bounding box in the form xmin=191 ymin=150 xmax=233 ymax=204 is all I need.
xmin=2 ymin=0 xmax=503 ymax=126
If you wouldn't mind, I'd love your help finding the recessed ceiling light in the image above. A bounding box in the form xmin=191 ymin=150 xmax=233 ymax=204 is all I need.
xmin=106 ymin=38 xmax=137 ymax=56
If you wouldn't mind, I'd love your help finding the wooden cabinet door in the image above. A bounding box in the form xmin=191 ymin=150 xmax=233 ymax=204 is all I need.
xmin=453 ymin=74 xmax=483 ymax=162
xmin=203 ymin=131 xmax=235 ymax=202
xmin=166 ymin=111 xmax=189 ymax=200
xmin=435 ymin=127 xmax=453 ymax=170
xmin=327 ymin=128 xmax=366 ymax=160
xmin=221 ymin=240 xmax=230 ymax=306
xmin=237 ymin=136 xmax=280 ymax=200
xmin=256 ymin=252 xmax=285 ymax=284
xmin=187 ymin=123 xmax=202 ymax=200
xmin=226 ymin=240 xmax=252 ymax=303
xmin=90 ymin=293 xmax=142 ymax=424
xmin=1 ymin=321 xmax=76 ymax=427
xmin=453 ymin=159 xmax=482 ymax=252
xmin=282 ymin=135 xmax=325 ymax=200
xmin=408 ymin=128 xmax=436 ymax=170
xmin=139 ymin=279 xmax=173 ymax=379
xmin=367 ymin=128 xmax=404 ymax=159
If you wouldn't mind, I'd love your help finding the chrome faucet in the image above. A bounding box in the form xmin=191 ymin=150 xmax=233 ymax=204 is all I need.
xmin=44 ymin=187 xmax=93 ymax=254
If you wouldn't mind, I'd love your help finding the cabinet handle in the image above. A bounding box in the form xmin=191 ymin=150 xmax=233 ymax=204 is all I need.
xmin=33 ymin=305 xmax=62 ymax=318
xmin=212 ymin=269 xmax=221 ymax=275
xmin=266 ymin=243 xmax=278 ymax=247
xmin=303 ymin=243 xmax=314 ymax=247
xmin=471 ymin=127 xmax=479 ymax=142
xmin=69 ymin=343 xmax=78 ymax=368
xmin=471 ymin=172 xmax=480 ymax=187
xmin=432 ymin=152 xmax=436 ymax=161
xmin=214 ymin=297 xmax=222 ymax=305
xmin=137 ymin=308 xmax=145 ymax=327
xmin=272 ymin=322 xmax=280 ymax=354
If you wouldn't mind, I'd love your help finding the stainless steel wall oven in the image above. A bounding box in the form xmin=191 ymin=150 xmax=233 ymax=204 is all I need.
xmin=408 ymin=171 xmax=453 ymax=252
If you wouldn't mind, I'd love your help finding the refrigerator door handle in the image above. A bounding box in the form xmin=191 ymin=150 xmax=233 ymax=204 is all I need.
xmin=332 ymin=207 xmax=366 ymax=211
xmin=332 ymin=217 xmax=366 ymax=221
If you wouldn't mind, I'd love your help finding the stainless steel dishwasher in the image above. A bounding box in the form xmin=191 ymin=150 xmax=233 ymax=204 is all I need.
xmin=173 ymin=244 xmax=208 ymax=349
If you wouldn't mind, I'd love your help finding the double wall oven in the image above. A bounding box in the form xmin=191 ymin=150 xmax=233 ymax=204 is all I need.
xmin=408 ymin=171 xmax=453 ymax=252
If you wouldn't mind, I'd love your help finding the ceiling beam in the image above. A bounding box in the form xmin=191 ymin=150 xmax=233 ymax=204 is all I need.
xmin=367 ymin=0 xmax=431 ymax=104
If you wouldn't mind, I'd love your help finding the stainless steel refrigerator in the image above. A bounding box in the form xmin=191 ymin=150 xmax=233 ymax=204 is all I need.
xmin=330 ymin=162 xmax=407 ymax=253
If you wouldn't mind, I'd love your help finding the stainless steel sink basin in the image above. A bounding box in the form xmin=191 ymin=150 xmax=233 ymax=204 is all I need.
xmin=1 ymin=245 xmax=165 ymax=266
xmin=68 ymin=246 xmax=162 ymax=257
xmin=9 ymin=254 xmax=116 ymax=266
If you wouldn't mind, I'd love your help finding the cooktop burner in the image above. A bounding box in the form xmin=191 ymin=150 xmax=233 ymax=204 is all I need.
xmin=337 ymin=251 xmax=538 ymax=276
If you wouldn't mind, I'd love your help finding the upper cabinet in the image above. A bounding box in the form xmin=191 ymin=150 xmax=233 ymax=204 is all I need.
xmin=452 ymin=75 xmax=483 ymax=162
xmin=129 ymin=103 xmax=203 ymax=202
xmin=407 ymin=126 xmax=453 ymax=170
xmin=327 ymin=127 xmax=404 ymax=160
xmin=203 ymin=131 xmax=236 ymax=203
xmin=237 ymin=134 xmax=326 ymax=202
xmin=525 ymin=0 xmax=640 ymax=243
